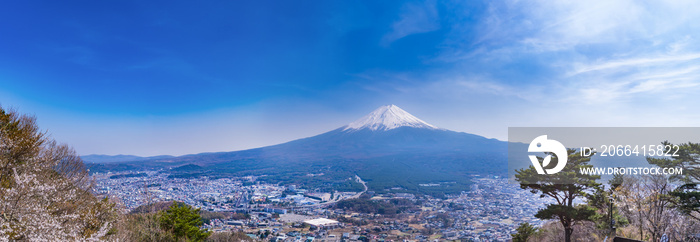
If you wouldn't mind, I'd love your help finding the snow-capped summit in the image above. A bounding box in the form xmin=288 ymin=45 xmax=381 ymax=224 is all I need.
xmin=343 ymin=105 xmax=438 ymax=131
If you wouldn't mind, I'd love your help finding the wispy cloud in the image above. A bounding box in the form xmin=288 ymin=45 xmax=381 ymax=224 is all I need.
xmin=381 ymin=0 xmax=440 ymax=45
xmin=570 ymin=53 xmax=700 ymax=76
xmin=430 ymin=0 xmax=700 ymax=105
xmin=359 ymin=0 xmax=700 ymax=137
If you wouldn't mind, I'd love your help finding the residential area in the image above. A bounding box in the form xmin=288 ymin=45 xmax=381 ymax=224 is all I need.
xmin=93 ymin=172 xmax=544 ymax=241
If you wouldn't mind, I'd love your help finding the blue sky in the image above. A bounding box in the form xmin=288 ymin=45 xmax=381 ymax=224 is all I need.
xmin=3 ymin=1 xmax=700 ymax=156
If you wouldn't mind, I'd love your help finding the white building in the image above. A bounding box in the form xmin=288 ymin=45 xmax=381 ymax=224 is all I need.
xmin=303 ymin=218 xmax=340 ymax=229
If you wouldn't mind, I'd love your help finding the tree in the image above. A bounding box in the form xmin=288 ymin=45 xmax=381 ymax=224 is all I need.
xmin=511 ymin=222 xmax=537 ymax=242
xmin=515 ymin=148 xmax=600 ymax=242
xmin=616 ymin=175 xmax=674 ymax=242
xmin=647 ymin=141 xmax=700 ymax=183
xmin=668 ymin=183 xmax=700 ymax=220
xmin=586 ymin=175 xmax=628 ymax=238
xmin=0 ymin=107 xmax=116 ymax=240
xmin=158 ymin=201 xmax=211 ymax=242
xmin=648 ymin=141 xmax=700 ymax=220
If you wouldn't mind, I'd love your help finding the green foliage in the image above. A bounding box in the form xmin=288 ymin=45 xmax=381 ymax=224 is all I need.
xmin=0 ymin=107 xmax=45 ymax=189
xmin=130 ymin=201 xmax=181 ymax=214
xmin=97 ymin=149 xmax=491 ymax=197
xmin=648 ymin=141 xmax=700 ymax=220
xmin=511 ymin=222 xmax=538 ymax=242
xmin=334 ymin=197 xmax=417 ymax=215
xmin=199 ymin=211 xmax=248 ymax=224
xmin=535 ymin=204 xmax=596 ymax=224
xmin=515 ymin=149 xmax=601 ymax=242
xmin=354 ymin=155 xmax=477 ymax=196
xmin=198 ymin=210 xmax=225 ymax=224
xmin=647 ymin=141 xmax=700 ymax=183
xmin=229 ymin=212 xmax=250 ymax=220
xmin=609 ymin=173 xmax=624 ymax=191
xmin=586 ymin=186 xmax=628 ymax=233
xmin=669 ymin=184 xmax=700 ymax=220
xmin=119 ymin=202 xmax=220 ymax=242
xmin=336 ymin=216 xmax=370 ymax=226
xmin=158 ymin=201 xmax=211 ymax=242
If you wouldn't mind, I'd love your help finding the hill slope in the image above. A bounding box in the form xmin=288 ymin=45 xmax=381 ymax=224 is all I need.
xmin=93 ymin=105 xmax=508 ymax=196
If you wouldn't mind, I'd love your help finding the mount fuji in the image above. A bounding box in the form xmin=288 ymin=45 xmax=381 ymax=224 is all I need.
xmin=343 ymin=104 xmax=438 ymax=131
xmin=90 ymin=105 xmax=508 ymax=196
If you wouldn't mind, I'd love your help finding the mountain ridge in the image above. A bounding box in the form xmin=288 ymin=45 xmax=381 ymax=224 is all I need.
xmin=82 ymin=154 xmax=175 ymax=163
xmin=90 ymin=105 xmax=508 ymax=196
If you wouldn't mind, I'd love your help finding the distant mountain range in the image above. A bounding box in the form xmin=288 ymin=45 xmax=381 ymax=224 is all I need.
xmin=88 ymin=105 xmax=508 ymax=197
xmin=82 ymin=154 xmax=174 ymax=163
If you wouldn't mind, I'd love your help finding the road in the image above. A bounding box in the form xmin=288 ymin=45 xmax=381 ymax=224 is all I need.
xmin=296 ymin=175 xmax=367 ymax=208
xmin=350 ymin=175 xmax=368 ymax=199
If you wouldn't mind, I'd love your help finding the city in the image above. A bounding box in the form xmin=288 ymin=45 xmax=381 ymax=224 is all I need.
xmin=93 ymin=171 xmax=545 ymax=241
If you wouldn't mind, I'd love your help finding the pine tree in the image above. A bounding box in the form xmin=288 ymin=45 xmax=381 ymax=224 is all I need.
xmin=158 ymin=201 xmax=211 ymax=241
xmin=511 ymin=222 xmax=537 ymax=242
xmin=648 ymin=141 xmax=700 ymax=220
xmin=515 ymin=148 xmax=600 ymax=242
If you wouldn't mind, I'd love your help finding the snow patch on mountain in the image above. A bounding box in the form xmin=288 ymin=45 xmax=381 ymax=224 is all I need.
xmin=343 ymin=105 xmax=438 ymax=131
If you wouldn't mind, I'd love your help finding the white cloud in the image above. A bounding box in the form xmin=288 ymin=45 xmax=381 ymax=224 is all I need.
xmin=437 ymin=0 xmax=700 ymax=103
xmin=350 ymin=0 xmax=700 ymax=140
xmin=491 ymin=1 xmax=700 ymax=51
xmin=381 ymin=0 xmax=440 ymax=45
xmin=570 ymin=53 xmax=700 ymax=76
xmin=519 ymin=0 xmax=647 ymax=51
